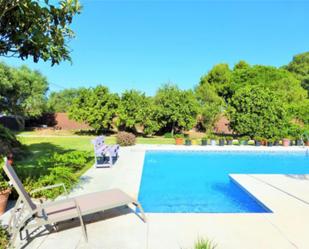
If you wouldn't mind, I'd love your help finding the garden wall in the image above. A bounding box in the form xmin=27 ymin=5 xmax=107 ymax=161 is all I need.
xmin=54 ymin=113 xmax=91 ymax=130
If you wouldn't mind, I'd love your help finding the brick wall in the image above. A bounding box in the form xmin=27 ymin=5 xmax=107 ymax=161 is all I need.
xmin=54 ymin=113 xmax=91 ymax=130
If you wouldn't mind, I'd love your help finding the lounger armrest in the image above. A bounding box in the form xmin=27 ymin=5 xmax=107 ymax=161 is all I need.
xmin=30 ymin=183 xmax=68 ymax=198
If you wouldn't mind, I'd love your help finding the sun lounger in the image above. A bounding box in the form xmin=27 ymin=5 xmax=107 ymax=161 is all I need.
xmin=2 ymin=158 xmax=146 ymax=247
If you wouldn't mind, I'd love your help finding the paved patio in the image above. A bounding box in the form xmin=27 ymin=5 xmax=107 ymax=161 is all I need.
xmin=1 ymin=145 xmax=309 ymax=249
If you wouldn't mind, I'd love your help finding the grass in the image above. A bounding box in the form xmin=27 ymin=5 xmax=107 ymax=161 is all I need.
xmin=15 ymin=135 xmax=174 ymax=187
xmin=18 ymin=135 xmax=175 ymax=147
xmin=194 ymin=238 xmax=217 ymax=249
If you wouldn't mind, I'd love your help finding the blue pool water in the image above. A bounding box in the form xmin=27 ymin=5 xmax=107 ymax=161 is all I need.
xmin=138 ymin=151 xmax=309 ymax=213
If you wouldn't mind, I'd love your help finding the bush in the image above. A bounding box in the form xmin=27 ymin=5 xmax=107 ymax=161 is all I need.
xmin=20 ymin=150 xmax=92 ymax=199
xmin=174 ymin=134 xmax=184 ymax=139
xmin=37 ymin=151 xmax=91 ymax=171
xmin=31 ymin=167 xmax=78 ymax=199
xmin=116 ymin=132 xmax=136 ymax=146
xmin=0 ymin=223 xmax=9 ymax=249
xmin=225 ymin=136 xmax=233 ymax=141
xmin=194 ymin=238 xmax=217 ymax=249
xmin=163 ymin=132 xmax=173 ymax=138
xmin=240 ymin=136 xmax=250 ymax=141
xmin=254 ymin=136 xmax=263 ymax=142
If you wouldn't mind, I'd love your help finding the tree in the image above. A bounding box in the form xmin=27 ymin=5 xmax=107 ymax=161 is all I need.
xmin=142 ymin=98 xmax=161 ymax=136
xmin=68 ymin=86 xmax=119 ymax=132
xmin=0 ymin=0 xmax=81 ymax=65
xmin=285 ymin=51 xmax=309 ymax=95
xmin=118 ymin=90 xmax=148 ymax=131
xmin=117 ymin=90 xmax=160 ymax=135
xmin=231 ymin=64 xmax=306 ymax=102
xmin=47 ymin=88 xmax=82 ymax=112
xmin=155 ymin=84 xmax=199 ymax=135
xmin=0 ymin=62 xmax=48 ymax=118
xmin=228 ymin=86 xmax=289 ymax=138
xmin=195 ymin=82 xmax=224 ymax=131
xmin=200 ymin=64 xmax=232 ymax=101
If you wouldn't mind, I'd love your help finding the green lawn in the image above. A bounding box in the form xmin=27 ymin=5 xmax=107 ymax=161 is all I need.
xmin=18 ymin=135 xmax=175 ymax=149
xmin=15 ymin=135 xmax=174 ymax=181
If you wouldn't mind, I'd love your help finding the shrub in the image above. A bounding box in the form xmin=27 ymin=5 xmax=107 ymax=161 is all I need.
xmin=31 ymin=167 xmax=78 ymax=199
xmin=19 ymin=150 xmax=91 ymax=199
xmin=225 ymin=136 xmax=233 ymax=141
xmin=209 ymin=134 xmax=217 ymax=140
xmin=37 ymin=151 xmax=91 ymax=171
xmin=116 ymin=132 xmax=136 ymax=146
xmin=174 ymin=134 xmax=184 ymax=139
xmin=0 ymin=223 xmax=9 ymax=249
xmin=254 ymin=136 xmax=263 ymax=142
xmin=240 ymin=136 xmax=250 ymax=141
xmin=163 ymin=132 xmax=173 ymax=138
xmin=194 ymin=238 xmax=217 ymax=249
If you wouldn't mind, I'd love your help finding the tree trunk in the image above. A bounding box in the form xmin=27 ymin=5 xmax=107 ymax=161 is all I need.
xmin=171 ymin=121 xmax=175 ymax=136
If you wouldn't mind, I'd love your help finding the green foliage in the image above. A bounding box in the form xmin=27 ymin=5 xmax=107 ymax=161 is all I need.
xmin=118 ymin=90 xmax=146 ymax=130
xmin=0 ymin=124 xmax=21 ymax=157
xmin=69 ymin=85 xmax=119 ymax=132
xmin=287 ymin=124 xmax=303 ymax=139
xmin=289 ymin=99 xmax=309 ymax=125
xmin=228 ymin=86 xmax=289 ymax=138
xmin=47 ymin=88 xmax=83 ymax=112
xmin=209 ymin=134 xmax=217 ymax=140
xmin=154 ymin=84 xmax=199 ymax=135
xmin=117 ymin=90 xmax=160 ymax=135
xmin=164 ymin=132 xmax=173 ymax=138
xmin=0 ymin=0 xmax=81 ymax=65
xmin=0 ymin=222 xmax=9 ymax=249
xmin=231 ymin=64 xmax=306 ymax=105
xmin=0 ymin=169 xmax=10 ymax=192
xmin=285 ymin=51 xmax=309 ymax=95
xmin=33 ymin=167 xmax=78 ymax=199
xmin=194 ymin=238 xmax=217 ymax=249
xmin=116 ymin=131 xmax=136 ymax=146
xmin=141 ymin=97 xmax=161 ymax=135
xmin=253 ymin=136 xmax=263 ymax=142
xmin=200 ymin=63 xmax=232 ymax=101
xmin=17 ymin=150 xmax=91 ymax=199
xmin=225 ymin=136 xmax=233 ymax=141
xmin=37 ymin=151 xmax=90 ymax=171
xmin=0 ymin=63 xmax=48 ymax=118
xmin=195 ymin=82 xmax=224 ymax=131
xmin=174 ymin=134 xmax=184 ymax=138
xmin=240 ymin=135 xmax=250 ymax=141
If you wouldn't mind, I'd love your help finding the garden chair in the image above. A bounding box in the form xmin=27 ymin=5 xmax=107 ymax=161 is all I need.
xmin=2 ymin=158 xmax=146 ymax=247
xmin=91 ymin=136 xmax=119 ymax=168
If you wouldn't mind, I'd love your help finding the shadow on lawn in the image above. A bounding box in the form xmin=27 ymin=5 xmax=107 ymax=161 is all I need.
xmin=14 ymin=142 xmax=76 ymax=179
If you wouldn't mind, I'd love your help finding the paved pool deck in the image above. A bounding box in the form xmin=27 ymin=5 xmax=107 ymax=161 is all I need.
xmin=2 ymin=145 xmax=309 ymax=249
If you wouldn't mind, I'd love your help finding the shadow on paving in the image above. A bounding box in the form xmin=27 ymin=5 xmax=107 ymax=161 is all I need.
xmin=18 ymin=206 xmax=140 ymax=249
xmin=285 ymin=174 xmax=309 ymax=181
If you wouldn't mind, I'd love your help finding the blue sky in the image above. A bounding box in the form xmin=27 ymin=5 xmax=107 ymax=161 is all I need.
xmin=3 ymin=0 xmax=309 ymax=95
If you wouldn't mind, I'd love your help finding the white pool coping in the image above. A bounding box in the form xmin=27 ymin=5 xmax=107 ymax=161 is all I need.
xmin=2 ymin=144 xmax=309 ymax=249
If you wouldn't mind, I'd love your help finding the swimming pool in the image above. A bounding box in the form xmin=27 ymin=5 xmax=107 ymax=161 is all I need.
xmin=138 ymin=151 xmax=309 ymax=213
